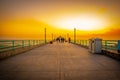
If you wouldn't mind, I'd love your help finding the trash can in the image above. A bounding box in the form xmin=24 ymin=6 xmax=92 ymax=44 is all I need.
xmin=50 ymin=41 xmax=53 ymax=44
xmin=89 ymin=38 xmax=102 ymax=53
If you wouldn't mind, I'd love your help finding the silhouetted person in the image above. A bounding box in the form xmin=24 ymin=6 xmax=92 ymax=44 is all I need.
xmin=59 ymin=37 xmax=61 ymax=43
xmin=61 ymin=38 xmax=65 ymax=43
xmin=68 ymin=37 xmax=71 ymax=43
xmin=56 ymin=38 xmax=59 ymax=43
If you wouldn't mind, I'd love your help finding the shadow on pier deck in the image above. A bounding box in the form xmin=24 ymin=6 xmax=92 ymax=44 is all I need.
xmin=0 ymin=42 xmax=120 ymax=80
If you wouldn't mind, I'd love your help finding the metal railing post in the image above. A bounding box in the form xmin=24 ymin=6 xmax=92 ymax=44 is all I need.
xmin=36 ymin=40 xmax=37 ymax=45
xmin=81 ymin=40 xmax=82 ymax=45
xmin=105 ymin=40 xmax=107 ymax=50
xmin=35 ymin=40 xmax=37 ymax=45
xmin=33 ymin=40 xmax=35 ymax=46
xmin=35 ymin=40 xmax=36 ymax=46
xmin=28 ymin=40 xmax=30 ymax=47
xmin=87 ymin=40 xmax=89 ymax=47
xmin=12 ymin=40 xmax=14 ymax=50
xmin=86 ymin=40 xmax=87 ymax=46
xmin=83 ymin=40 xmax=84 ymax=46
xmin=118 ymin=40 xmax=120 ymax=53
xmin=83 ymin=40 xmax=85 ymax=46
xmin=39 ymin=40 xmax=40 ymax=45
xmin=85 ymin=40 xmax=86 ymax=46
xmin=22 ymin=40 xmax=24 ymax=48
xmin=80 ymin=40 xmax=81 ymax=45
xmin=82 ymin=40 xmax=83 ymax=46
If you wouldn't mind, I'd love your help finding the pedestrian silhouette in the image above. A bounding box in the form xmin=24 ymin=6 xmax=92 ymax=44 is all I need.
xmin=68 ymin=37 xmax=71 ymax=43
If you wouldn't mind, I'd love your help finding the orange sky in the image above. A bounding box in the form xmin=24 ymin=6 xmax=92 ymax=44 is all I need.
xmin=0 ymin=0 xmax=120 ymax=40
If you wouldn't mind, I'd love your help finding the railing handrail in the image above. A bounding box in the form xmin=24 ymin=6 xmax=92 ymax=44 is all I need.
xmin=71 ymin=39 xmax=120 ymax=53
xmin=0 ymin=40 xmax=51 ymax=53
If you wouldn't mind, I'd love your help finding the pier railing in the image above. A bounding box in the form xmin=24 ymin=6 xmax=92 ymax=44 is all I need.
xmin=0 ymin=40 xmax=52 ymax=59
xmin=76 ymin=40 xmax=89 ymax=48
xmin=0 ymin=39 xmax=119 ymax=53
xmin=102 ymin=40 xmax=118 ymax=51
xmin=72 ymin=40 xmax=120 ymax=53
xmin=71 ymin=40 xmax=89 ymax=48
xmin=0 ymin=40 xmax=49 ymax=53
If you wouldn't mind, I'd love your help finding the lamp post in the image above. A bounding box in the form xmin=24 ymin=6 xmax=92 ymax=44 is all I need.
xmin=74 ymin=28 xmax=76 ymax=43
xmin=67 ymin=33 xmax=69 ymax=41
xmin=52 ymin=33 xmax=53 ymax=41
xmin=45 ymin=28 xmax=46 ymax=44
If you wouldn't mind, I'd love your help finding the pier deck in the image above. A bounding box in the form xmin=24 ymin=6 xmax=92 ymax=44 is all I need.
xmin=0 ymin=42 xmax=120 ymax=80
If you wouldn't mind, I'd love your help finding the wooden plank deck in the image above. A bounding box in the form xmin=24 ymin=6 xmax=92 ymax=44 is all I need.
xmin=0 ymin=42 xmax=120 ymax=80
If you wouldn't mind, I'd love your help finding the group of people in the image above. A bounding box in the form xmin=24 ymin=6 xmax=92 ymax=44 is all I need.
xmin=56 ymin=36 xmax=71 ymax=43
xmin=56 ymin=36 xmax=65 ymax=43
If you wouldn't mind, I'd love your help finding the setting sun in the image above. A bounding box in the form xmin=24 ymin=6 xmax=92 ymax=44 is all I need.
xmin=51 ymin=16 xmax=105 ymax=30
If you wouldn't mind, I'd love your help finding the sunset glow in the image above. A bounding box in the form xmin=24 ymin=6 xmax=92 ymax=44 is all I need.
xmin=0 ymin=0 xmax=120 ymax=40
xmin=52 ymin=16 xmax=105 ymax=30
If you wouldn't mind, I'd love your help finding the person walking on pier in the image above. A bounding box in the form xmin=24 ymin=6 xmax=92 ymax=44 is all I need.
xmin=68 ymin=37 xmax=71 ymax=43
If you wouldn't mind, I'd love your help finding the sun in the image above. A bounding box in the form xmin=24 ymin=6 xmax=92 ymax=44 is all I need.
xmin=52 ymin=17 xmax=105 ymax=31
